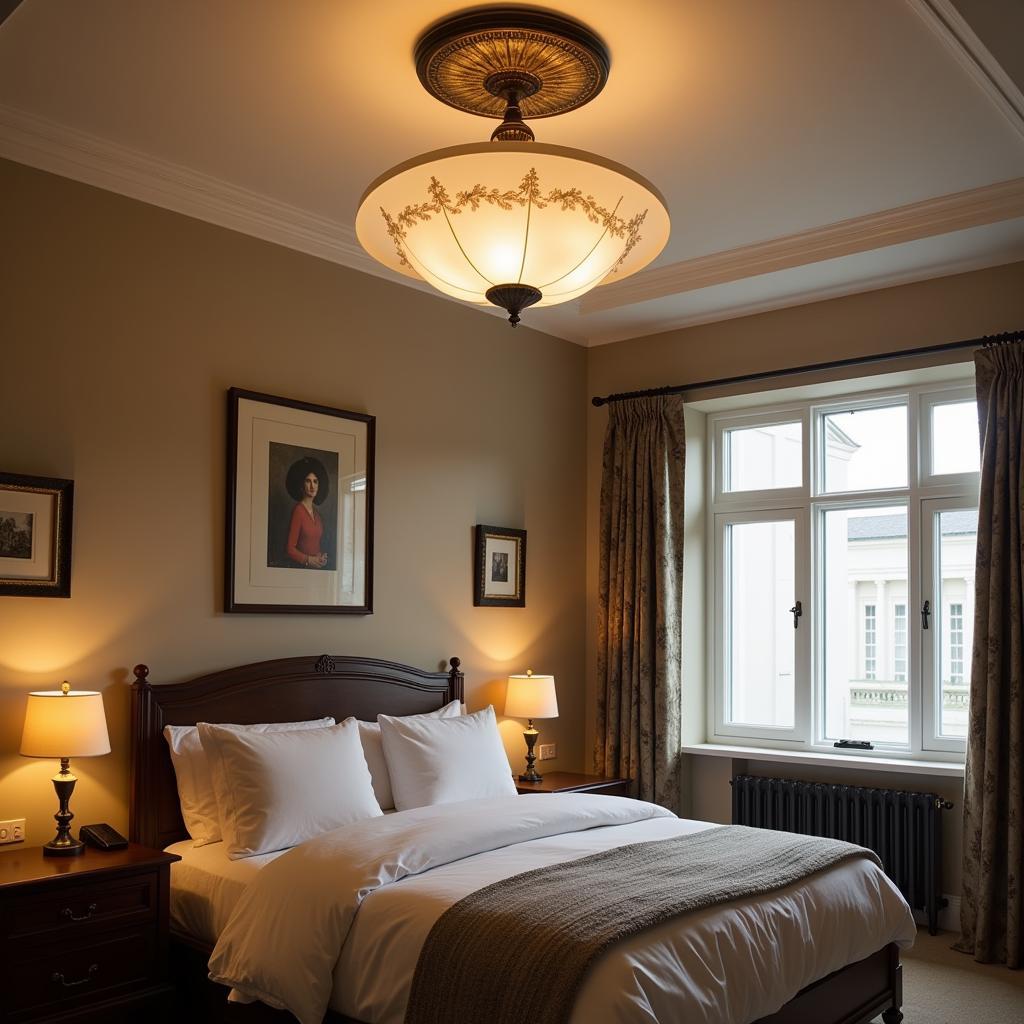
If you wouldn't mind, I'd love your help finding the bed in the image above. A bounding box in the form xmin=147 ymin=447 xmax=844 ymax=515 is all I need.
xmin=129 ymin=653 xmax=912 ymax=1024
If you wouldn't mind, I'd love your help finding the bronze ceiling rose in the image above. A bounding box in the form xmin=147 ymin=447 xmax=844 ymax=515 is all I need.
xmin=414 ymin=8 xmax=611 ymax=125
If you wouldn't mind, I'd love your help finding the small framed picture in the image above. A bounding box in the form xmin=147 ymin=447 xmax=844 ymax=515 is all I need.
xmin=0 ymin=472 xmax=74 ymax=598
xmin=474 ymin=525 xmax=526 ymax=607
xmin=226 ymin=388 xmax=375 ymax=614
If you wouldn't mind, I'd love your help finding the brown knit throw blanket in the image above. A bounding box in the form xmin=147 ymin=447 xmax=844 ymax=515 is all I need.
xmin=404 ymin=824 xmax=879 ymax=1024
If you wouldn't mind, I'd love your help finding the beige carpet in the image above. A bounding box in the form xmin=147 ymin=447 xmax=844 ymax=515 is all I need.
xmin=873 ymin=930 xmax=1024 ymax=1023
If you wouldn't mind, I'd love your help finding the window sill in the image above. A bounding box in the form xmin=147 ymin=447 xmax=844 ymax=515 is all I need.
xmin=681 ymin=742 xmax=965 ymax=778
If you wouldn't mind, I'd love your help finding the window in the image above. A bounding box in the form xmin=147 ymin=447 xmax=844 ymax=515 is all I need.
xmin=893 ymin=604 xmax=907 ymax=682
xmin=711 ymin=382 xmax=977 ymax=760
xmin=949 ymin=603 xmax=964 ymax=684
xmin=724 ymin=421 xmax=802 ymax=492
xmin=863 ymin=604 xmax=877 ymax=680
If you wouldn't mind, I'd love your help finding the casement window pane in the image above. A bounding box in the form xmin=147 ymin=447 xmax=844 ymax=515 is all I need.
xmin=932 ymin=401 xmax=980 ymax=475
xmin=726 ymin=520 xmax=795 ymax=728
xmin=724 ymin=422 xmax=802 ymax=492
xmin=822 ymin=506 xmax=908 ymax=746
xmin=822 ymin=405 xmax=907 ymax=493
xmin=936 ymin=509 xmax=976 ymax=738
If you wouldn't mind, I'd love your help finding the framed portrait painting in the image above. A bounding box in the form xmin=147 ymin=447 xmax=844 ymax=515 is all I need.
xmin=0 ymin=472 xmax=74 ymax=598
xmin=473 ymin=525 xmax=526 ymax=607
xmin=226 ymin=388 xmax=375 ymax=614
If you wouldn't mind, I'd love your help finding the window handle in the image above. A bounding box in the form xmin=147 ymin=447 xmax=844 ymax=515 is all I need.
xmin=789 ymin=600 xmax=803 ymax=629
xmin=922 ymin=600 xmax=931 ymax=630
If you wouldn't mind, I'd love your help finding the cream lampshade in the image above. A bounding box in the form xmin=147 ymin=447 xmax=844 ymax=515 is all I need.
xmin=21 ymin=683 xmax=110 ymax=857
xmin=505 ymin=671 xmax=558 ymax=783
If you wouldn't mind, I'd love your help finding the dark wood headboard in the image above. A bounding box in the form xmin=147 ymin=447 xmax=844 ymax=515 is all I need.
xmin=129 ymin=654 xmax=464 ymax=850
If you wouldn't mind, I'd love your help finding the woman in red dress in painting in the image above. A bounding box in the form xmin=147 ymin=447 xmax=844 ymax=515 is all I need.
xmin=285 ymin=456 xmax=329 ymax=569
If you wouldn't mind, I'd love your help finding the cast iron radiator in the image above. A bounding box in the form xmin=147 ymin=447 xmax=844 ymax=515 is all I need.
xmin=731 ymin=774 xmax=953 ymax=934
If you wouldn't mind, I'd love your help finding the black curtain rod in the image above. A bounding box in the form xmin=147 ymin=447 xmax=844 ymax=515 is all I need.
xmin=590 ymin=329 xmax=1024 ymax=407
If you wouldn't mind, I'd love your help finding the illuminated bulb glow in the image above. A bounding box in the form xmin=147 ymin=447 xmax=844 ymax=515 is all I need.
xmin=356 ymin=143 xmax=669 ymax=310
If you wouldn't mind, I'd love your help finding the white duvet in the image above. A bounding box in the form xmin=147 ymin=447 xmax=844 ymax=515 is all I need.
xmin=206 ymin=794 xmax=916 ymax=1024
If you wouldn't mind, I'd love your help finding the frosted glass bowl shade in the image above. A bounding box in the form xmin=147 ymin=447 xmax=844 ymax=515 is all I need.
xmin=356 ymin=142 xmax=669 ymax=309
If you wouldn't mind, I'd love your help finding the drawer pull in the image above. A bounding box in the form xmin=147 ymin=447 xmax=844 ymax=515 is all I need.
xmin=61 ymin=902 xmax=98 ymax=922
xmin=52 ymin=964 xmax=98 ymax=988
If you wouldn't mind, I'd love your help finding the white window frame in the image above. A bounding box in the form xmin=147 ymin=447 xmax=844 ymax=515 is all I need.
xmin=707 ymin=380 xmax=976 ymax=763
xmin=712 ymin=507 xmax=810 ymax=743
xmin=712 ymin=407 xmax=809 ymax=508
xmin=920 ymin=495 xmax=977 ymax=753
xmin=920 ymin=387 xmax=981 ymax=488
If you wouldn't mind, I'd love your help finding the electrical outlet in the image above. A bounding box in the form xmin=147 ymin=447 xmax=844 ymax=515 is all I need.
xmin=538 ymin=743 xmax=556 ymax=761
xmin=0 ymin=818 xmax=26 ymax=845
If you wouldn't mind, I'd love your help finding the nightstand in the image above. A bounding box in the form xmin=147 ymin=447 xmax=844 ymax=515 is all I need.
xmin=515 ymin=771 xmax=631 ymax=796
xmin=0 ymin=843 xmax=180 ymax=1023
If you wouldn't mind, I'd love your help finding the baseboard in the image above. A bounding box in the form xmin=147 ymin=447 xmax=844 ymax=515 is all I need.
xmin=913 ymin=894 xmax=960 ymax=933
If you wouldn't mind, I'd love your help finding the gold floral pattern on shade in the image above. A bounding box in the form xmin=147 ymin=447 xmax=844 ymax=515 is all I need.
xmin=380 ymin=168 xmax=648 ymax=285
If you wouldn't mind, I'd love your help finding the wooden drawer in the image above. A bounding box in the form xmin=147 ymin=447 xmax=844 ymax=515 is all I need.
xmin=2 ymin=870 xmax=157 ymax=942
xmin=5 ymin=926 xmax=158 ymax=1019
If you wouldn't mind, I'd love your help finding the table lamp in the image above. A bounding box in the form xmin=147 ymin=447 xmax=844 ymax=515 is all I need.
xmin=505 ymin=670 xmax=558 ymax=783
xmin=20 ymin=682 xmax=111 ymax=857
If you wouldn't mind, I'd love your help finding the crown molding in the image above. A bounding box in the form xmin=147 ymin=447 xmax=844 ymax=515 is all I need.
xmin=580 ymin=177 xmax=1024 ymax=314
xmin=2 ymin=101 xmax=1021 ymax=347
xmin=908 ymin=0 xmax=1024 ymax=139
xmin=0 ymin=102 xmax=409 ymax=282
xmin=584 ymin=247 xmax=1024 ymax=347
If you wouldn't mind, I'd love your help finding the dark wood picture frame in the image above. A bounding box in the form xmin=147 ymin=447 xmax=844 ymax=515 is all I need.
xmin=225 ymin=388 xmax=375 ymax=614
xmin=474 ymin=524 xmax=526 ymax=607
xmin=0 ymin=472 xmax=73 ymax=598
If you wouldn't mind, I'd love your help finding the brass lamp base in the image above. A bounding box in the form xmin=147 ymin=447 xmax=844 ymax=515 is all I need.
xmin=518 ymin=721 xmax=543 ymax=783
xmin=43 ymin=758 xmax=85 ymax=857
xmin=43 ymin=836 xmax=85 ymax=857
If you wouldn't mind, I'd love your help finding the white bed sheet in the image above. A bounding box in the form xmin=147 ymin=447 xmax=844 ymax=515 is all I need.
xmin=168 ymin=839 xmax=283 ymax=943
xmin=170 ymin=798 xmax=916 ymax=1024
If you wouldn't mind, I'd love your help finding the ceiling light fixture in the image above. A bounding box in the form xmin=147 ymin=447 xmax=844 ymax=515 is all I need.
xmin=356 ymin=7 xmax=670 ymax=327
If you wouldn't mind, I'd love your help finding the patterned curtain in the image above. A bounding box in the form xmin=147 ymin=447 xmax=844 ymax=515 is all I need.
xmin=957 ymin=342 xmax=1024 ymax=967
xmin=595 ymin=395 xmax=686 ymax=812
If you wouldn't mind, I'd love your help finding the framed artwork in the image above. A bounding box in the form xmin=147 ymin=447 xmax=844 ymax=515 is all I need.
xmin=226 ymin=388 xmax=375 ymax=614
xmin=0 ymin=472 xmax=74 ymax=598
xmin=474 ymin=525 xmax=526 ymax=607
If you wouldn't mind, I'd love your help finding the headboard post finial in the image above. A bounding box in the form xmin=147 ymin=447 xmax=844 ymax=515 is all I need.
xmin=129 ymin=663 xmax=156 ymax=846
xmin=448 ymin=656 xmax=464 ymax=704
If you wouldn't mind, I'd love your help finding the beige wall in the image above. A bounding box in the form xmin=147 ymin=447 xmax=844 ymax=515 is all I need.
xmin=0 ymin=158 xmax=587 ymax=844
xmin=587 ymin=260 xmax=1024 ymax=894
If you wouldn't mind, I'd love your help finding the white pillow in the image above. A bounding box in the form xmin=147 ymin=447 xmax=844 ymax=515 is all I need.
xmin=355 ymin=699 xmax=461 ymax=810
xmin=164 ymin=717 xmax=333 ymax=846
xmin=378 ymin=705 xmax=516 ymax=811
xmin=196 ymin=719 xmax=382 ymax=859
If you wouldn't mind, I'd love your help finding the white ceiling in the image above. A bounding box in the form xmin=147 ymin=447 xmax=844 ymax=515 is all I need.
xmin=1 ymin=0 xmax=1023 ymax=345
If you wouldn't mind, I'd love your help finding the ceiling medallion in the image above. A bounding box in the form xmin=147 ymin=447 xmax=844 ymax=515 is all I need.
xmin=356 ymin=7 xmax=670 ymax=327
